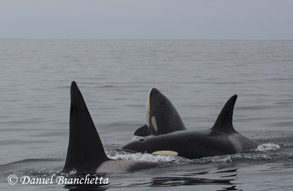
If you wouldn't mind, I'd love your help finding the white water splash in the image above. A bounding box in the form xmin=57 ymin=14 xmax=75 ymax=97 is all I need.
xmin=67 ymin=168 xmax=77 ymax=175
xmin=60 ymin=168 xmax=77 ymax=176
xmin=255 ymin=143 xmax=281 ymax=152
xmin=107 ymin=150 xmax=188 ymax=164
xmin=106 ymin=143 xmax=281 ymax=165
xmin=193 ymin=153 xmax=274 ymax=164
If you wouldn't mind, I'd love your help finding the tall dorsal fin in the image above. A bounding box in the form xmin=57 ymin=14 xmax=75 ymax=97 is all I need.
xmin=145 ymin=88 xmax=186 ymax=135
xmin=212 ymin=95 xmax=238 ymax=134
xmin=63 ymin=81 xmax=109 ymax=173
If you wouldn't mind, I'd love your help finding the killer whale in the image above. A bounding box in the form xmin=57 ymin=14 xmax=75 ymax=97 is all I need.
xmin=122 ymin=89 xmax=258 ymax=159
xmin=134 ymin=88 xmax=186 ymax=137
xmin=63 ymin=81 xmax=158 ymax=174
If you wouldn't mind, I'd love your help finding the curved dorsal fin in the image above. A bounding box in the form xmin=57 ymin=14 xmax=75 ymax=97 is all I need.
xmin=146 ymin=88 xmax=186 ymax=135
xmin=63 ymin=81 xmax=108 ymax=172
xmin=212 ymin=95 xmax=238 ymax=134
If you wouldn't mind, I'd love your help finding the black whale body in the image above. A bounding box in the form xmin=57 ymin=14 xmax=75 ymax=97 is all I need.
xmin=122 ymin=88 xmax=258 ymax=159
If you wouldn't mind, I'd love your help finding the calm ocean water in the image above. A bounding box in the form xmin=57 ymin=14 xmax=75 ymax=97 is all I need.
xmin=0 ymin=40 xmax=293 ymax=191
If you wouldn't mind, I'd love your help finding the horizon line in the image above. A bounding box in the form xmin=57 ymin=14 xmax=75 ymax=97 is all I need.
xmin=1 ymin=38 xmax=292 ymax=41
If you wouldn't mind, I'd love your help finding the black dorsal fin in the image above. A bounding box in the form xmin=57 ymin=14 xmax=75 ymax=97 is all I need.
xmin=63 ymin=81 xmax=108 ymax=172
xmin=146 ymin=88 xmax=186 ymax=135
xmin=212 ymin=95 xmax=238 ymax=134
xmin=134 ymin=124 xmax=151 ymax=137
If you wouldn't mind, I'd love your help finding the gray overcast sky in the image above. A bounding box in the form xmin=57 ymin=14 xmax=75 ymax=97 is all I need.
xmin=1 ymin=0 xmax=293 ymax=39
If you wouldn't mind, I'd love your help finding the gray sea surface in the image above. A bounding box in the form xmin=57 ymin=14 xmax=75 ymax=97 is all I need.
xmin=0 ymin=40 xmax=293 ymax=191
